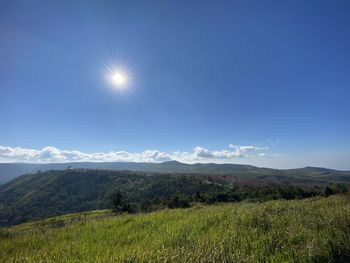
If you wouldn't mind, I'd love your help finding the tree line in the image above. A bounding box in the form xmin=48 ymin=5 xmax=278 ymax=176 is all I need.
xmin=111 ymin=183 xmax=348 ymax=214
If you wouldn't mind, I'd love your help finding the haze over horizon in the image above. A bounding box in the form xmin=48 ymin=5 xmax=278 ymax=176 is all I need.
xmin=1 ymin=1 xmax=349 ymax=170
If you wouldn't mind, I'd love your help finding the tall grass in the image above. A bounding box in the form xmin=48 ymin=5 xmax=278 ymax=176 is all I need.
xmin=1 ymin=195 xmax=350 ymax=262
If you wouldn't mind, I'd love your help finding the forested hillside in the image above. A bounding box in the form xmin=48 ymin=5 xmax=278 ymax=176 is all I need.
xmin=0 ymin=169 xmax=222 ymax=226
xmin=0 ymin=168 xmax=348 ymax=226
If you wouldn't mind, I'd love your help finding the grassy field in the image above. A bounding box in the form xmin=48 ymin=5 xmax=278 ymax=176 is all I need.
xmin=1 ymin=196 xmax=350 ymax=262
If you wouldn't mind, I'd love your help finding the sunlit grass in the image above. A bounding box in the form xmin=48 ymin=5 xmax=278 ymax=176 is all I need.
xmin=1 ymin=196 xmax=350 ymax=262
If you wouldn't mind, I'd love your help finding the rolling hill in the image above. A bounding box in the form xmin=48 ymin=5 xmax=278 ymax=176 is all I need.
xmin=0 ymin=166 xmax=349 ymax=227
xmin=0 ymin=161 xmax=257 ymax=184
xmin=1 ymin=161 xmax=349 ymax=185
xmin=0 ymin=169 xmax=223 ymax=226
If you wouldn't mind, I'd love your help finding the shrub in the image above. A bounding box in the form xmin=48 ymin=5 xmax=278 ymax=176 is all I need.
xmin=111 ymin=191 xmax=132 ymax=214
xmin=167 ymin=195 xmax=191 ymax=209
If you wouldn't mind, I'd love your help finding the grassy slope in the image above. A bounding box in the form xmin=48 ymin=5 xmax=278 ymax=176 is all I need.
xmin=1 ymin=196 xmax=350 ymax=262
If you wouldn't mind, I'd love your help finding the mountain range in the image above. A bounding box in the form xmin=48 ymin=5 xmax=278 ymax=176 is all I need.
xmin=1 ymin=161 xmax=349 ymax=185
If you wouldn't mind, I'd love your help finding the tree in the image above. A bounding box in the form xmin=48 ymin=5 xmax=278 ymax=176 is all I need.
xmin=333 ymin=184 xmax=348 ymax=194
xmin=167 ymin=195 xmax=191 ymax=209
xmin=324 ymin=187 xmax=334 ymax=197
xmin=140 ymin=200 xmax=153 ymax=213
xmin=111 ymin=191 xmax=131 ymax=214
xmin=194 ymin=191 xmax=204 ymax=202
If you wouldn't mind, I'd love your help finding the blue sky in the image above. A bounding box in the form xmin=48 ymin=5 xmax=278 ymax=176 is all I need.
xmin=0 ymin=0 xmax=349 ymax=169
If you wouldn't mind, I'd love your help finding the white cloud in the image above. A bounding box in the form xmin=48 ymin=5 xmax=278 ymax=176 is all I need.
xmin=229 ymin=144 xmax=268 ymax=152
xmin=193 ymin=146 xmax=246 ymax=159
xmin=0 ymin=144 xmax=271 ymax=163
xmin=0 ymin=146 xmax=172 ymax=163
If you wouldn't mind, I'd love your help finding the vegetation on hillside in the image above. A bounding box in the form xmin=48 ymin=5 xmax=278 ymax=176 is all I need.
xmin=1 ymin=161 xmax=350 ymax=185
xmin=0 ymin=169 xmax=348 ymax=226
xmin=0 ymin=169 xmax=221 ymax=226
xmin=1 ymin=195 xmax=350 ymax=262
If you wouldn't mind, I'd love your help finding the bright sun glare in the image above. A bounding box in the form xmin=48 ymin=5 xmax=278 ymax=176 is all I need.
xmin=109 ymin=71 xmax=128 ymax=89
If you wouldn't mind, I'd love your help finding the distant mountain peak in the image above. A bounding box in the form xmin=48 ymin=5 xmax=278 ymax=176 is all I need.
xmin=161 ymin=160 xmax=185 ymax=165
xmin=304 ymin=166 xmax=332 ymax=171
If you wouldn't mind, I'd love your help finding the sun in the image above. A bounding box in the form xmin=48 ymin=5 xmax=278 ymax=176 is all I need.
xmin=109 ymin=71 xmax=128 ymax=89
xmin=103 ymin=61 xmax=133 ymax=92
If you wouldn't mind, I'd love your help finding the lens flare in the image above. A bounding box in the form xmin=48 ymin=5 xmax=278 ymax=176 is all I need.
xmin=102 ymin=57 xmax=134 ymax=93
xmin=105 ymin=66 xmax=131 ymax=91
xmin=111 ymin=72 xmax=127 ymax=87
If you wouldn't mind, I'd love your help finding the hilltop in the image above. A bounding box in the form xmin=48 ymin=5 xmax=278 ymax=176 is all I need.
xmin=1 ymin=161 xmax=349 ymax=185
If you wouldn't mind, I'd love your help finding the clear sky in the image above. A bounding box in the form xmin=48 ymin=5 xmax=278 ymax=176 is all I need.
xmin=0 ymin=0 xmax=349 ymax=169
